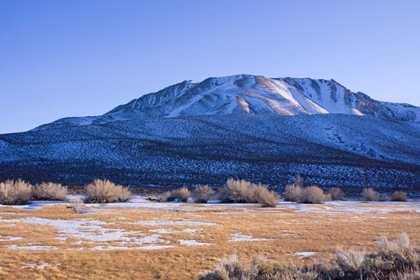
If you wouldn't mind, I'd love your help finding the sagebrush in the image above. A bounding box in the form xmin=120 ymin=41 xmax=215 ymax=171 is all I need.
xmin=328 ymin=187 xmax=345 ymax=201
xmin=200 ymin=233 xmax=420 ymax=280
xmin=300 ymin=185 xmax=327 ymax=204
xmin=166 ymin=187 xmax=191 ymax=202
xmin=217 ymin=179 xmax=254 ymax=203
xmin=252 ymin=185 xmax=280 ymax=207
xmin=192 ymin=185 xmax=215 ymax=203
xmin=283 ymin=184 xmax=303 ymax=202
xmin=32 ymin=182 xmax=68 ymax=201
xmin=85 ymin=179 xmax=131 ymax=203
xmin=217 ymin=179 xmax=279 ymax=207
xmin=0 ymin=179 xmax=32 ymax=205
xmin=362 ymin=188 xmax=378 ymax=201
xmin=392 ymin=191 xmax=408 ymax=202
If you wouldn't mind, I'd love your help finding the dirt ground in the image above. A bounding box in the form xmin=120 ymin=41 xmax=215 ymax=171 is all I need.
xmin=1 ymin=198 xmax=419 ymax=279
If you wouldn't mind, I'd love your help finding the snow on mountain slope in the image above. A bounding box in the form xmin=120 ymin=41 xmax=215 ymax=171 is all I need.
xmin=103 ymin=74 xmax=420 ymax=122
xmin=2 ymin=114 xmax=420 ymax=189
xmin=33 ymin=75 xmax=420 ymax=131
xmin=4 ymin=74 xmax=420 ymax=190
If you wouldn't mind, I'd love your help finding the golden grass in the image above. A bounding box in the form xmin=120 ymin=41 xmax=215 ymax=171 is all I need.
xmin=0 ymin=202 xmax=420 ymax=279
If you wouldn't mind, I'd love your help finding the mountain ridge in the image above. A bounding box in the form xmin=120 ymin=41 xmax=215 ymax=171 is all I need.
xmin=2 ymin=74 xmax=420 ymax=191
xmin=34 ymin=74 xmax=420 ymax=131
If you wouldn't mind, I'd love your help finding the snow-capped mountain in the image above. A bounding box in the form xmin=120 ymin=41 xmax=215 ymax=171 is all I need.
xmin=37 ymin=74 xmax=420 ymax=129
xmin=1 ymin=74 xmax=420 ymax=191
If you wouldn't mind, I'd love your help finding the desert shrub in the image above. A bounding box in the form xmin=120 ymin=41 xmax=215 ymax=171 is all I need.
xmin=379 ymin=194 xmax=391 ymax=201
xmin=0 ymin=179 xmax=32 ymax=205
xmin=283 ymin=184 xmax=303 ymax=202
xmin=85 ymin=179 xmax=131 ymax=203
xmin=252 ymin=185 xmax=280 ymax=207
xmin=312 ymin=260 xmax=344 ymax=279
xmin=199 ymin=254 xmax=246 ymax=280
xmin=249 ymin=255 xmax=285 ymax=278
xmin=192 ymin=185 xmax=215 ymax=203
xmin=217 ymin=179 xmax=254 ymax=203
xmin=251 ymin=256 xmax=319 ymax=279
xmin=335 ymin=248 xmax=366 ymax=275
xmin=157 ymin=191 xmax=171 ymax=202
xmin=362 ymin=187 xmax=378 ymax=201
xmin=67 ymin=197 xmax=84 ymax=214
xmin=200 ymin=233 xmax=420 ymax=280
xmin=375 ymin=233 xmax=420 ymax=276
xmin=328 ymin=187 xmax=345 ymax=201
xmin=216 ymin=179 xmax=278 ymax=207
xmin=167 ymin=187 xmax=191 ymax=202
xmin=377 ymin=233 xmax=412 ymax=256
xmin=392 ymin=191 xmax=408 ymax=202
xmin=32 ymin=182 xmax=68 ymax=201
xmin=300 ymin=185 xmax=327 ymax=204
xmin=390 ymin=268 xmax=420 ymax=280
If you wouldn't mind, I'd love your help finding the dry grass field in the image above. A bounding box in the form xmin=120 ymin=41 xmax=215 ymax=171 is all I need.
xmin=1 ymin=198 xmax=420 ymax=279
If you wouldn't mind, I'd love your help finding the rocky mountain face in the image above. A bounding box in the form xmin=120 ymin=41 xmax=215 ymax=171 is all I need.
xmin=37 ymin=74 xmax=420 ymax=129
xmin=1 ymin=75 xmax=420 ymax=192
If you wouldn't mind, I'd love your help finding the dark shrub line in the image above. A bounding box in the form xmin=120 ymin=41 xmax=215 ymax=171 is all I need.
xmin=200 ymin=233 xmax=419 ymax=280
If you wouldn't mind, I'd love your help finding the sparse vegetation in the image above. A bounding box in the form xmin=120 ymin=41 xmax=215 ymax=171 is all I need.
xmin=1 ymin=190 xmax=420 ymax=280
xmin=252 ymin=185 xmax=280 ymax=207
xmin=32 ymin=182 xmax=68 ymax=201
xmin=217 ymin=179 xmax=254 ymax=203
xmin=0 ymin=179 xmax=32 ymax=205
xmin=166 ymin=187 xmax=191 ymax=202
xmin=392 ymin=191 xmax=408 ymax=202
xmin=156 ymin=191 xmax=170 ymax=202
xmin=300 ymin=185 xmax=327 ymax=204
xmin=201 ymin=233 xmax=420 ymax=280
xmin=216 ymin=179 xmax=279 ymax=207
xmin=328 ymin=187 xmax=345 ymax=201
xmin=283 ymin=184 xmax=303 ymax=202
xmin=362 ymin=187 xmax=378 ymax=201
xmin=85 ymin=179 xmax=131 ymax=203
xmin=379 ymin=194 xmax=391 ymax=201
xmin=335 ymin=248 xmax=366 ymax=276
xmin=67 ymin=197 xmax=84 ymax=213
xmin=192 ymin=185 xmax=215 ymax=203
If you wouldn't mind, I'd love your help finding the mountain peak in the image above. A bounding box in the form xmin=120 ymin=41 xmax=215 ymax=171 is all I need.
xmin=37 ymin=74 xmax=420 ymax=130
xmin=104 ymin=74 xmax=420 ymax=122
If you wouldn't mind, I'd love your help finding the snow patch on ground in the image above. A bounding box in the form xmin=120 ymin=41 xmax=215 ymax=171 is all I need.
xmin=9 ymin=245 xmax=56 ymax=250
xmin=228 ymin=233 xmax=273 ymax=242
xmin=21 ymin=263 xmax=59 ymax=269
xmin=296 ymin=252 xmax=318 ymax=258
xmin=134 ymin=220 xmax=217 ymax=226
xmin=179 ymin=239 xmax=211 ymax=246
xmin=0 ymin=236 xmax=23 ymax=241
xmin=279 ymin=201 xmax=420 ymax=214
xmin=1 ymin=217 xmax=170 ymax=250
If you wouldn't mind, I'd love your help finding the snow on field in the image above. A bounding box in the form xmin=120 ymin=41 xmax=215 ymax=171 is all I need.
xmin=295 ymin=252 xmax=318 ymax=258
xmin=1 ymin=197 xmax=420 ymax=251
xmin=229 ymin=233 xmax=273 ymax=242
xmin=179 ymin=239 xmax=211 ymax=246
xmin=21 ymin=263 xmax=58 ymax=269
xmin=0 ymin=236 xmax=23 ymax=241
xmin=134 ymin=220 xmax=217 ymax=226
xmin=280 ymin=200 xmax=420 ymax=214
xmin=8 ymin=245 xmax=57 ymax=250
xmin=0 ymin=216 xmax=174 ymax=250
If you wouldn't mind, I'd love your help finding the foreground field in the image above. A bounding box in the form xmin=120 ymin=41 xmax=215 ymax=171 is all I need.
xmin=0 ymin=198 xmax=420 ymax=279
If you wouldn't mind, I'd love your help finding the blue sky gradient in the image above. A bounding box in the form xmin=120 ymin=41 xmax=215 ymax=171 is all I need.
xmin=1 ymin=0 xmax=419 ymax=133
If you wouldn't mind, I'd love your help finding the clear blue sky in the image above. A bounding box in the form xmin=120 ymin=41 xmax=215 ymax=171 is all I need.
xmin=1 ymin=0 xmax=419 ymax=133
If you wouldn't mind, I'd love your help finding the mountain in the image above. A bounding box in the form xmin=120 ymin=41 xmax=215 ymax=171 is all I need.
xmin=36 ymin=74 xmax=420 ymax=130
xmin=1 ymin=74 xmax=420 ymax=192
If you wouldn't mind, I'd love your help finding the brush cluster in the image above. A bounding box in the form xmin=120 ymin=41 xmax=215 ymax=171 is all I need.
xmin=200 ymin=233 xmax=420 ymax=280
